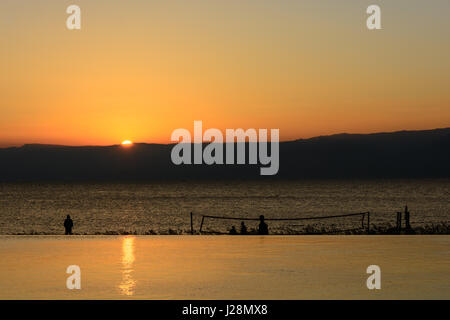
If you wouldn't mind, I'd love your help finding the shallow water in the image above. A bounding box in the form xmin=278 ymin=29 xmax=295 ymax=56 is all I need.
xmin=0 ymin=179 xmax=448 ymax=234
xmin=0 ymin=235 xmax=448 ymax=299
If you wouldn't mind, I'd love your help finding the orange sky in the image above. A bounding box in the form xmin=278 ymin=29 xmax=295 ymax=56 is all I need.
xmin=1 ymin=1 xmax=449 ymax=147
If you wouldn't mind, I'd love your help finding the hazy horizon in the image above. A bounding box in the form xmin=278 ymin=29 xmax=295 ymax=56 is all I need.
xmin=1 ymin=125 xmax=449 ymax=148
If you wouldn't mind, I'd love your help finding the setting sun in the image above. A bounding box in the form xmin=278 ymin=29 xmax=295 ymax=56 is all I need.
xmin=121 ymin=140 xmax=133 ymax=146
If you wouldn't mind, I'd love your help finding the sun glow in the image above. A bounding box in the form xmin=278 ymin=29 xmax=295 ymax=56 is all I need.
xmin=121 ymin=140 xmax=133 ymax=146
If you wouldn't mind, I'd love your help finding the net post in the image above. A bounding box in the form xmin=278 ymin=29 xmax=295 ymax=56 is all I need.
xmin=199 ymin=216 xmax=205 ymax=234
xmin=361 ymin=213 xmax=365 ymax=228
xmin=396 ymin=212 xmax=402 ymax=232
xmin=190 ymin=212 xmax=194 ymax=235
xmin=367 ymin=212 xmax=370 ymax=234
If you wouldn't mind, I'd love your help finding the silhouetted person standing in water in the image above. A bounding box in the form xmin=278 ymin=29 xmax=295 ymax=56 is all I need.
xmin=64 ymin=215 xmax=73 ymax=235
xmin=240 ymin=222 xmax=248 ymax=235
xmin=258 ymin=215 xmax=268 ymax=235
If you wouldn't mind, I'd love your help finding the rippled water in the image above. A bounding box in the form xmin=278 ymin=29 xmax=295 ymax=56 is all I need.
xmin=0 ymin=180 xmax=448 ymax=234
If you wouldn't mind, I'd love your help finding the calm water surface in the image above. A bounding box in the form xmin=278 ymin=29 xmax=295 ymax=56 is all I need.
xmin=0 ymin=235 xmax=448 ymax=299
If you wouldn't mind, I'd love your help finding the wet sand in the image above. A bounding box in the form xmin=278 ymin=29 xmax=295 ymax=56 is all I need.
xmin=0 ymin=235 xmax=449 ymax=299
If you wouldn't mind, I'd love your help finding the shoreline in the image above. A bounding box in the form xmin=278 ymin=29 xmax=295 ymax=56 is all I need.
xmin=3 ymin=221 xmax=449 ymax=236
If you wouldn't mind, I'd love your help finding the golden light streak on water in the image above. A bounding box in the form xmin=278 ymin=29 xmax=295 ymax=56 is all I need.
xmin=118 ymin=236 xmax=136 ymax=296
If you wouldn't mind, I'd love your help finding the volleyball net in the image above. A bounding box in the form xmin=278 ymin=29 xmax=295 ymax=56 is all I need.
xmin=197 ymin=212 xmax=370 ymax=235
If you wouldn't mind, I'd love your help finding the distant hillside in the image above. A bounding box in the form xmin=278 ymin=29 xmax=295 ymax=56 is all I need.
xmin=0 ymin=128 xmax=449 ymax=181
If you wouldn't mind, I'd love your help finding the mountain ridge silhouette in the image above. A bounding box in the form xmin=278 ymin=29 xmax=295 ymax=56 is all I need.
xmin=1 ymin=127 xmax=449 ymax=181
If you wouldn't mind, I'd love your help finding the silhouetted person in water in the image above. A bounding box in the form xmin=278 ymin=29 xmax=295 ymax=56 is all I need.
xmin=64 ymin=215 xmax=73 ymax=235
xmin=240 ymin=222 xmax=248 ymax=235
xmin=258 ymin=215 xmax=269 ymax=235
xmin=229 ymin=226 xmax=237 ymax=235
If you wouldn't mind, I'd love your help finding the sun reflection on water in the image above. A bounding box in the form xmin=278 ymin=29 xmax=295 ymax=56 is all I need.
xmin=118 ymin=236 xmax=136 ymax=296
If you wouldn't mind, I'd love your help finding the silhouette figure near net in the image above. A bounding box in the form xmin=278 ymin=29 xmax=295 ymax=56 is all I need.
xmin=64 ymin=215 xmax=74 ymax=235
